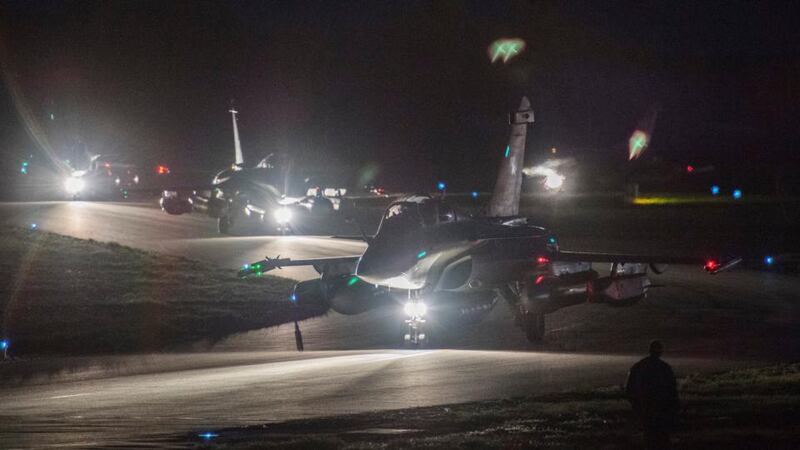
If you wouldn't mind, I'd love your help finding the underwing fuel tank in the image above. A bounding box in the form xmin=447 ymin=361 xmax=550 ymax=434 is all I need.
xmin=159 ymin=191 xmax=193 ymax=215
xmin=587 ymin=263 xmax=651 ymax=303
xmin=292 ymin=276 xmax=391 ymax=315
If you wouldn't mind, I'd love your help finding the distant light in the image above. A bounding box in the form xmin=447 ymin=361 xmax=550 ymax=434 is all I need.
xmin=242 ymin=264 xmax=250 ymax=270
xmin=548 ymin=237 xmax=557 ymax=244
xmin=198 ymin=432 xmax=218 ymax=440
xmin=436 ymin=181 xmax=446 ymax=191
xmin=471 ymin=191 xmax=479 ymax=199
xmin=347 ymin=276 xmax=359 ymax=286
xmin=686 ymin=165 xmax=694 ymax=173
xmin=504 ymin=145 xmax=510 ymax=158
xmin=49 ymin=113 xmax=55 ymax=120
xmin=704 ymin=259 xmax=719 ymax=271
xmin=0 ymin=339 xmax=8 ymax=350
xmin=20 ymin=161 xmax=29 ymax=175
xmin=30 ymin=223 xmax=38 ymax=230
xmin=543 ymin=173 xmax=565 ymax=190
xmin=535 ymin=274 xmax=546 ymax=285
xmin=764 ymin=256 xmax=774 ymax=266
xmin=488 ymin=38 xmax=526 ymax=63
xmin=417 ymin=250 xmax=427 ymax=259
xmin=710 ymin=185 xmax=720 ymax=195
xmin=732 ymin=189 xmax=742 ymax=199
xmin=536 ymin=256 xmax=550 ymax=265
xmin=551 ymin=147 xmax=557 ymax=154
xmin=156 ymin=165 xmax=170 ymax=175
xmin=290 ymin=293 xmax=297 ymax=302
xmin=628 ymin=130 xmax=649 ymax=160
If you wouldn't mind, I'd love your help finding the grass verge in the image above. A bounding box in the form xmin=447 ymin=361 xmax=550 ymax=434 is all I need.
xmin=0 ymin=228 xmax=319 ymax=355
xmin=192 ymin=363 xmax=800 ymax=449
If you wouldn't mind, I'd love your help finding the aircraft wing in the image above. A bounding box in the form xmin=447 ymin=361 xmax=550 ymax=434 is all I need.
xmin=239 ymin=255 xmax=361 ymax=277
xmin=553 ymin=250 xmax=741 ymax=274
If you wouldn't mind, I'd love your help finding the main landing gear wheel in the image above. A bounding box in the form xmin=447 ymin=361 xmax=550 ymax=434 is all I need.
xmin=523 ymin=310 xmax=545 ymax=342
xmin=217 ymin=215 xmax=232 ymax=234
xmin=403 ymin=330 xmax=428 ymax=349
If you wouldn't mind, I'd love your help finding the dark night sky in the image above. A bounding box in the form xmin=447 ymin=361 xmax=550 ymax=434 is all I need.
xmin=1 ymin=0 xmax=799 ymax=191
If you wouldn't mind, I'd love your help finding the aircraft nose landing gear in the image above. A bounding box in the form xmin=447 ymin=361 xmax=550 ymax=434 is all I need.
xmin=404 ymin=315 xmax=427 ymax=348
xmin=403 ymin=294 xmax=427 ymax=348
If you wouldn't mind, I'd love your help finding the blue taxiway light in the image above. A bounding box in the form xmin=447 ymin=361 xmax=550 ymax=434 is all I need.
xmin=732 ymin=189 xmax=742 ymax=199
xmin=436 ymin=181 xmax=446 ymax=191
xmin=710 ymin=185 xmax=720 ymax=195
xmin=198 ymin=432 xmax=218 ymax=440
xmin=290 ymin=293 xmax=297 ymax=302
xmin=417 ymin=250 xmax=427 ymax=259
xmin=764 ymin=256 xmax=774 ymax=266
xmin=548 ymin=237 xmax=557 ymax=244
xmin=471 ymin=191 xmax=479 ymax=199
xmin=30 ymin=223 xmax=38 ymax=230
xmin=0 ymin=340 xmax=8 ymax=350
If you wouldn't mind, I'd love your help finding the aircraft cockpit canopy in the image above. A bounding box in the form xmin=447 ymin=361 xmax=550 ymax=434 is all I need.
xmin=379 ymin=196 xmax=457 ymax=234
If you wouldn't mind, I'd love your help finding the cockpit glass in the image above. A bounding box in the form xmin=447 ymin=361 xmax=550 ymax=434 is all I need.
xmin=379 ymin=199 xmax=455 ymax=234
xmin=438 ymin=203 xmax=455 ymax=223
xmin=384 ymin=203 xmax=410 ymax=220
xmin=380 ymin=202 xmax=423 ymax=234
xmin=418 ymin=201 xmax=437 ymax=226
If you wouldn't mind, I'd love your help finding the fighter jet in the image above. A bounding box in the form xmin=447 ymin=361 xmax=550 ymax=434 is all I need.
xmin=240 ymin=97 xmax=740 ymax=349
xmin=159 ymin=108 xmax=337 ymax=234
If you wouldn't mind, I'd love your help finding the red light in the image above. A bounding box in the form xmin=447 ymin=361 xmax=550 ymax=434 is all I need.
xmin=704 ymin=259 xmax=719 ymax=271
xmin=535 ymin=274 xmax=546 ymax=285
xmin=536 ymin=256 xmax=550 ymax=265
xmin=156 ymin=165 xmax=170 ymax=175
xmin=686 ymin=165 xmax=694 ymax=173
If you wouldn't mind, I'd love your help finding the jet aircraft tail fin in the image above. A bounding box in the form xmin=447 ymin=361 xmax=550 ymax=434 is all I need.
xmin=488 ymin=97 xmax=534 ymax=217
xmin=230 ymin=108 xmax=244 ymax=166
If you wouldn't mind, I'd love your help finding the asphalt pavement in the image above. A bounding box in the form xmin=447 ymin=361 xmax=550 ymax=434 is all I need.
xmin=0 ymin=200 xmax=797 ymax=448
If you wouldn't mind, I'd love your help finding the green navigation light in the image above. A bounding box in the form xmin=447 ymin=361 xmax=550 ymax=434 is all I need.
xmin=489 ymin=38 xmax=526 ymax=64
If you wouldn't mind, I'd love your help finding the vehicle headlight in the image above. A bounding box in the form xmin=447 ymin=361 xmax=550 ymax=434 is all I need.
xmin=404 ymin=301 xmax=427 ymax=317
xmin=64 ymin=177 xmax=85 ymax=194
xmin=273 ymin=207 xmax=292 ymax=224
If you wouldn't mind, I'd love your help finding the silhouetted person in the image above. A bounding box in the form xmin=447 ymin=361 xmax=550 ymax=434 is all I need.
xmin=626 ymin=340 xmax=679 ymax=450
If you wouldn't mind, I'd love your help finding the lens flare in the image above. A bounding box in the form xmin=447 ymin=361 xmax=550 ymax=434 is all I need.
xmin=628 ymin=130 xmax=649 ymax=160
xmin=488 ymin=38 xmax=526 ymax=63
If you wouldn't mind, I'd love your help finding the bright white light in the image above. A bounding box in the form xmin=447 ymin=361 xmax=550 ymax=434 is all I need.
xmin=64 ymin=177 xmax=85 ymax=194
xmin=544 ymin=173 xmax=565 ymax=190
xmin=523 ymin=160 xmax=569 ymax=192
xmin=404 ymin=301 xmax=427 ymax=317
xmin=274 ymin=207 xmax=292 ymax=224
xmin=133 ymin=175 xmax=139 ymax=184
xmin=114 ymin=177 xmax=121 ymax=186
